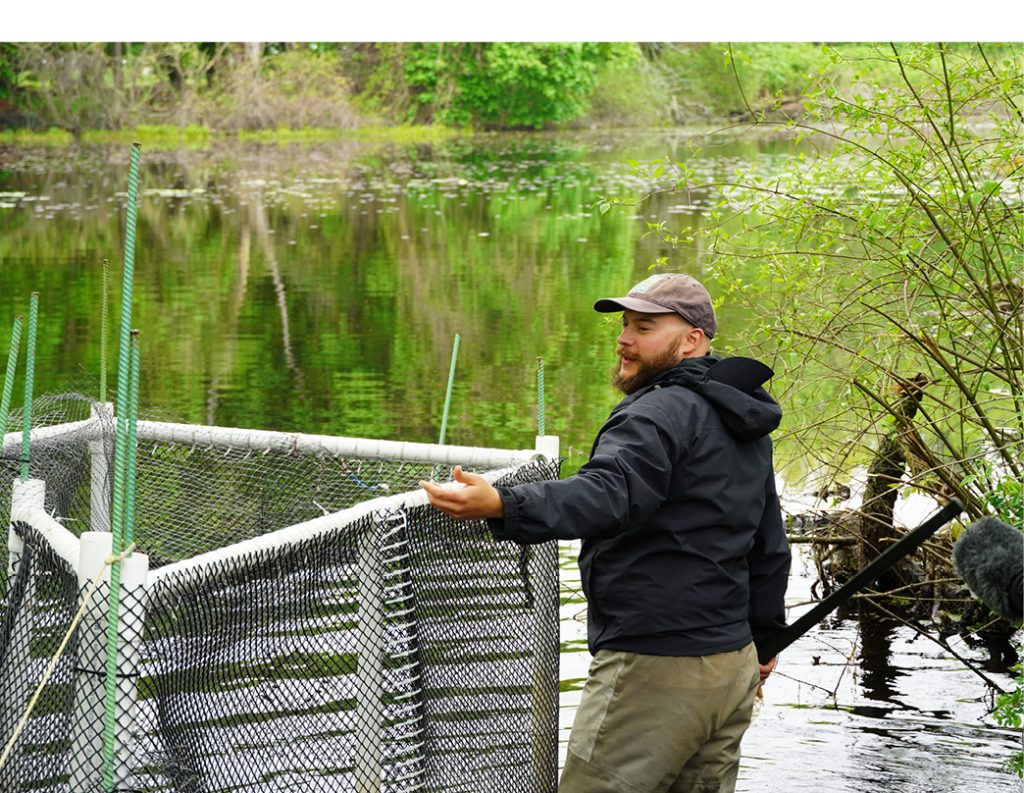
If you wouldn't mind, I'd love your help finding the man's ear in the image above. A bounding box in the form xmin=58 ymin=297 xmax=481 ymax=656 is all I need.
xmin=678 ymin=325 xmax=705 ymax=357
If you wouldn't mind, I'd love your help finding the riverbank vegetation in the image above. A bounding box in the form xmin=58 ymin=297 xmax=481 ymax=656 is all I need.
xmin=0 ymin=42 xmax=983 ymax=139
xmin=616 ymin=40 xmax=1022 ymax=528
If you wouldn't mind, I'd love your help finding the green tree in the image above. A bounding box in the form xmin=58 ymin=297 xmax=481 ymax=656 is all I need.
xmin=399 ymin=42 xmax=628 ymax=129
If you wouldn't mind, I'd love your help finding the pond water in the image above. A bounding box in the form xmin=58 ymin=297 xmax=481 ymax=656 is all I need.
xmin=1 ymin=132 xmax=1020 ymax=791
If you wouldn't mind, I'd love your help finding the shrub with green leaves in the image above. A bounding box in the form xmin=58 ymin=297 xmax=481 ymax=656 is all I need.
xmin=401 ymin=43 xmax=630 ymax=129
xmin=619 ymin=43 xmax=1023 ymax=517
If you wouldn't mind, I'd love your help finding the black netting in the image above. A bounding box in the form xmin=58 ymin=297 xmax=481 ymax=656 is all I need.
xmin=0 ymin=397 xmax=561 ymax=793
xmin=1 ymin=393 xmax=109 ymax=572
xmin=0 ymin=522 xmax=80 ymax=793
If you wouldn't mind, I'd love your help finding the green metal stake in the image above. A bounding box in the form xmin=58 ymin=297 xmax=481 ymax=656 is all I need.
xmin=100 ymin=334 xmax=139 ymax=793
xmin=536 ymin=357 xmax=546 ymax=437
xmin=100 ymin=258 xmax=109 ymax=403
xmin=0 ymin=316 xmax=23 ymax=438
xmin=438 ymin=333 xmax=460 ymax=446
xmin=111 ymin=142 xmax=141 ymax=557
xmin=20 ymin=294 xmax=38 ymax=482
xmin=123 ymin=332 xmax=140 ymax=546
xmin=103 ymin=142 xmax=141 ymax=793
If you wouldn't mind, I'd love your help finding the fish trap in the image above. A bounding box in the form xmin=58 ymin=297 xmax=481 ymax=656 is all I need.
xmin=0 ymin=393 xmax=561 ymax=793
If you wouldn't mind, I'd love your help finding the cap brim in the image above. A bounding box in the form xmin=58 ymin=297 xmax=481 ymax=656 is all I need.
xmin=593 ymin=296 xmax=675 ymax=314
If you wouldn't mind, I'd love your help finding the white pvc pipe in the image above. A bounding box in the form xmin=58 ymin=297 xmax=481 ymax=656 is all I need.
xmin=68 ymin=533 xmax=149 ymax=790
xmin=354 ymin=519 xmax=385 ymax=793
xmin=530 ymin=433 xmax=560 ymax=789
xmin=534 ymin=435 xmax=560 ymax=462
xmin=1 ymin=418 xmax=101 ymax=452
xmin=68 ymin=532 xmax=113 ymax=790
xmin=111 ymin=550 xmax=148 ymax=786
xmin=134 ymin=420 xmax=537 ymax=469
xmin=12 ymin=506 xmax=80 ymax=573
xmin=148 ymin=466 xmax=519 ymax=595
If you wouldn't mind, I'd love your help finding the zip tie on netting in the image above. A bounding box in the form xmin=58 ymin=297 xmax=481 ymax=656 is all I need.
xmin=0 ymin=316 xmax=23 ymax=436
xmin=0 ymin=542 xmax=138 ymax=772
xmin=536 ymin=357 xmax=545 ymax=437
xmin=19 ymin=294 xmax=39 ymax=482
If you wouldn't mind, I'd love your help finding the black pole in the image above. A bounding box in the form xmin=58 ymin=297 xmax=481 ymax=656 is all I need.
xmin=758 ymin=498 xmax=964 ymax=664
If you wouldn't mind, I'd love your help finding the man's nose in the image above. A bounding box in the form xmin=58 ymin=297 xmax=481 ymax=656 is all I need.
xmin=617 ymin=328 xmax=632 ymax=346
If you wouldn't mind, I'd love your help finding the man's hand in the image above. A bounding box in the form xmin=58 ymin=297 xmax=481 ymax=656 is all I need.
xmin=419 ymin=465 xmax=505 ymax=520
xmin=756 ymin=655 xmax=778 ymax=700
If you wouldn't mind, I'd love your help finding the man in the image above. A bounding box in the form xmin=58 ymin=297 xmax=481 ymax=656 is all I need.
xmin=420 ymin=273 xmax=791 ymax=793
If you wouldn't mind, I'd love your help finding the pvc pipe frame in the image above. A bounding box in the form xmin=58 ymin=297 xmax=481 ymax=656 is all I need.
xmin=6 ymin=425 xmax=560 ymax=595
xmin=8 ymin=431 xmax=563 ymax=789
xmin=4 ymin=418 xmax=539 ymax=470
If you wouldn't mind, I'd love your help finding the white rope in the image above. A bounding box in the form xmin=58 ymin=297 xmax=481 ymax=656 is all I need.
xmin=0 ymin=543 xmax=137 ymax=771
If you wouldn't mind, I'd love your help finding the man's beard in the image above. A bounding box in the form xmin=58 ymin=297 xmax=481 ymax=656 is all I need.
xmin=611 ymin=345 xmax=684 ymax=395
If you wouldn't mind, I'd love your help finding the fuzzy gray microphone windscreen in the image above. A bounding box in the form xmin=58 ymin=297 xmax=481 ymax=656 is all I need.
xmin=952 ymin=516 xmax=1024 ymax=622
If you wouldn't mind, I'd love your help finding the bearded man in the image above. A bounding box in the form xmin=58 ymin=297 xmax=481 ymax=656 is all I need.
xmin=421 ymin=273 xmax=791 ymax=793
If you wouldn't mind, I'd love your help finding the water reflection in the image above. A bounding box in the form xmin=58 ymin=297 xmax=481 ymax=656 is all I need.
xmin=559 ymin=544 xmax=1022 ymax=791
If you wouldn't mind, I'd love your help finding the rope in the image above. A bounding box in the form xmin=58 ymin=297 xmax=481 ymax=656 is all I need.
xmin=20 ymin=294 xmax=38 ymax=482
xmin=0 ymin=542 xmax=137 ymax=772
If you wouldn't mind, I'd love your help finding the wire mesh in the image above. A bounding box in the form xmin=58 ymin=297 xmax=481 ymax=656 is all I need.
xmin=0 ymin=393 xmax=561 ymax=792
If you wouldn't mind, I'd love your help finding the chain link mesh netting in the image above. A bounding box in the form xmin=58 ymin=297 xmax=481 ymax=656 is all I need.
xmin=0 ymin=393 xmax=561 ymax=792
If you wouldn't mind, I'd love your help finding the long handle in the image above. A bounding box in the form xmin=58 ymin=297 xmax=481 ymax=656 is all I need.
xmin=758 ymin=498 xmax=964 ymax=664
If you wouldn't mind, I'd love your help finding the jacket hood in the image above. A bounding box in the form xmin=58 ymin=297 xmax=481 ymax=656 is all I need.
xmin=645 ymin=355 xmax=782 ymax=441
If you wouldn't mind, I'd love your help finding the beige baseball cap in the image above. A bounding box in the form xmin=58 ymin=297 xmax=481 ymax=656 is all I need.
xmin=594 ymin=273 xmax=717 ymax=338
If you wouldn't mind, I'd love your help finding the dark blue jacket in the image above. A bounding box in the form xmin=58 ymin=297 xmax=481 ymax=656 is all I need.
xmin=489 ymin=355 xmax=791 ymax=658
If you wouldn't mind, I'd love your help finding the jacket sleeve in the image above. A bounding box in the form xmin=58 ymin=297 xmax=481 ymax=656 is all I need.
xmin=486 ymin=401 xmax=684 ymax=545
xmin=747 ymin=468 xmax=791 ymax=657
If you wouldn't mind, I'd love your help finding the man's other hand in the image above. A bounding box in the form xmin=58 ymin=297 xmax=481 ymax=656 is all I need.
xmin=756 ymin=655 xmax=778 ymax=700
xmin=419 ymin=465 xmax=505 ymax=520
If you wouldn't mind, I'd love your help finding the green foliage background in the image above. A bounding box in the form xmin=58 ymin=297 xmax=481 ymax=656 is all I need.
xmin=0 ymin=42 xmax=963 ymax=135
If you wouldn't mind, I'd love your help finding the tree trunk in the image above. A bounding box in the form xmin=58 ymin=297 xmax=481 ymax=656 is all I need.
xmin=244 ymin=42 xmax=262 ymax=70
xmin=112 ymin=42 xmax=123 ymax=90
xmin=858 ymin=374 xmax=928 ymax=584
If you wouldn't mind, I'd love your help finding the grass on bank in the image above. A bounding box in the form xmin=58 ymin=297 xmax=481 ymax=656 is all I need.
xmin=0 ymin=124 xmax=463 ymax=149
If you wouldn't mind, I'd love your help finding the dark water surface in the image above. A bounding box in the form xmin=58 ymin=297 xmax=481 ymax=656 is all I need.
xmin=1 ymin=132 xmax=1021 ymax=791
